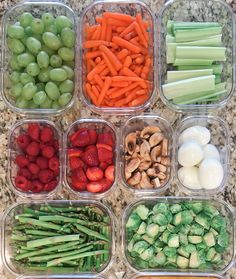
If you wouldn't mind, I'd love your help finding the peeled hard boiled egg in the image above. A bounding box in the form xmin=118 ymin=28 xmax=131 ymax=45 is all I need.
xmin=199 ymin=158 xmax=223 ymax=189
xmin=178 ymin=141 xmax=204 ymax=167
xmin=203 ymin=144 xmax=220 ymax=161
xmin=179 ymin=125 xmax=211 ymax=146
xmin=178 ymin=166 xmax=202 ymax=189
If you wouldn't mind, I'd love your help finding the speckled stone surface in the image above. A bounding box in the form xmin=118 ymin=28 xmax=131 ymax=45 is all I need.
xmin=0 ymin=0 xmax=236 ymax=278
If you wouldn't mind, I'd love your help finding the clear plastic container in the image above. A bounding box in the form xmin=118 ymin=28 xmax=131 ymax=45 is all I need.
xmin=1 ymin=1 xmax=77 ymax=116
xmin=8 ymin=119 xmax=62 ymax=199
xmin=157 ymin=0 xmax=236 ymax=112
xmin=1 ymin=200 xmax=115 ymax=277
xmin=122 ymin=197 xmax=235 ymax=274
xmin=79 ymin=0 xmax=156 ymax=115
xmin=175 ymin=115 xmax=229 ymax=196
xmin=64 ymin=119 xmax=117 ymax=198
xmin=120 ymin=115 xmax=173 ymax=195
xmin=129 ymin=273 xmax=226 ymax=279
xmin=18 ymin=277 xmax=104 ymax=279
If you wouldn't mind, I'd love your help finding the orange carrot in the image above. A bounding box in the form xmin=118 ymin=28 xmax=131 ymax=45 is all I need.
xmin=88 ymin=59 xmax=96 ymax=68
xmin=136 ymin=14 xmax=149 ymax=41
xmin=116 ymin=26 xmax=126 ymax=33
xmin=134 ymin=66 xmax=142 ymax=75
xmin=91 ymin=25 xmax=101 ymax=40
xmin=136 ymin=89 xmax=147 ymax=95
xmin=86 ymin=83 xmax=97 ymax=105
xmin=91 ymin=85 xmax=100 ymax=98
xmin=103 ymin=12 xmax=134 ymax=23
xmin=96 ymin=17 xmax=103 ymax=24
xmin=86 ymin=24 xmax=98 ymax=40
xmin=120 ymin=21 xmax=136 ymax=37
xmin=100 ymin=18 xmax=107 ymax=40
xmin=129 ymin=94 xmax=148 ymax=106
xmin=109 ymin=81 xmax=140 ymax=99
xmin=112 ymin=36 xmax=141 ymax=53
xmin=107 ymin=87 xmax=117 ymax=96
xmin=99 ymin=45 xmax=122 ymax=71
xmin=111 ymin=76 xmax=143 ymax=82
xmin=123 ymin=66 xmax=138 ymax=77
xmin=123 ymin=56 xmax=132 ymax=68
xmin=87 ymin=63 xmax=106 ymax=81
xmin=115 ymin=98 xmax=128 ymax=107
xmin=135 ymin=56 xmax=145 ymax=64
xmin=95 ymin=56 xmax=102 ymax=64
xmin=94 ymin=74 xmax=104 ymax=88
xmin=141 ymin=57 xmax=151 ymax=79
xmin=86 ymin=51 xmax=101 ymax=59
xmin=97 ymin=76 xmax=112 ymax=106
xmin=117 ymin=49 xmax=129 ymax=60
xmin=125 ymin=87 xmax=139 ymax=103
xmin=124 ymin=31 xmax=137 ymax=41
xmin=100 ymin=67 xmax=110 ymax=76
xmin=84 ymin=40 xmax=116 ymax=49
xmin=106 ymin=24 xmax=112 ymax=42
xmin=101 ymin=52 xmax=118 ymax=76
xmin=107 ymin=18 xmax=129 ymax=27
xmin=111 ymin=81 xmax=129 ymax=87
xmin=134 ymin=21 xmax=147 ymax=47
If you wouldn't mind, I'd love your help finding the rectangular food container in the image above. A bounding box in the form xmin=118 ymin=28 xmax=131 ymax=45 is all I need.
xmin=129 ymin=273 xmax=226 ymax=279
xmin=79 ymin=0 xmax=156 ymax=115
xmin=157 ymin=0 xmax=236 ymax=112
xmin=18 ymin=276 xmax=104 ymax=279
xmin=1 ymin=1 xmax=77 ymax=116
xmin=120 ymin=115 xmax=173 ymax=195
xmin=1 ymin=200 xmax=115 ymax=277
xmin=122 ymin=197 xmax=235 ymax=274
xmin=64 ymin=119 xmax=117 ymax=198
xmin=8 ymin=119 xmax=63 ymax=199
xmin=175 ymin=115 xmax=229 ymax=196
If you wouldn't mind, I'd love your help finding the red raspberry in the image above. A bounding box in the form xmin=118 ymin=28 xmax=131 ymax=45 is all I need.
xmin=17 ymin=168 xmax=31 ymax=179
xmin=44 ymin=180 xmax=58 ymax=192
xmin=49 ymin=157 xmax=59 ymax=171
xmin=31 ymin=180 xmax=44 ymax=193
xmin=105 ymin=165 xmax=115 ymax=182
xmin=42 ymin=146 xmax=55 ymax=159
xmin=38 ymin=169 xmax=54 ymax=184
xmin=69 ymin=157 xmax=85 ymax=170
xmin=28 ymin=123 xmax=40 ymax=141
xmin=26 ymin=141 xmax=40 ymax=156
xmin=16 ymin=134 xmax=31 ymax=150
xmin=15 ymin=155 xmax=29 ymax=168
xmin=53 ymin=140 xmax=59 ymax=151
xmin=53 ymin=168 xmax=60 ymax=177
xmin=86 ymin=167 xmax=103 ymax=182
xmin=40 ymin=127 xmax=54 ymax=143
xmin=15 ymin=176 xmax=32 ymax=191
xmin=36 ymin=157 xmax=49 ymax=169
xmin=28 ymin=163 xmax=40 ymax=175
xmin=27 ymin=155 xmax=37 ymax=162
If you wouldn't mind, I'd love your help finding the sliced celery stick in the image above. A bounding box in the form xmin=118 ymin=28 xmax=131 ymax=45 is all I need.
xmin=177 ymin=35 xmax=222 ymax=47
xmin=173 ymin=21 xmax=220 ymax=31
xmin=162 ymin=75 xmax=215 ymax=100
xmin=167 ymin=69 xmax=213 ymax=82
xmin=166 ymin=34 xmax=175 ymax=43
xmin=176 ymin=46 xmax=226 ymax=61
xmin=167 ymin=20 xmax=173 ymax=34
xmin=215 ymin=74 xmax=221 ymax=84
xmin=175 ymin=27 xmax=222 ymax=42
xmin=167 ymin=43 xmax=176 ymax=64
xmin=174 ymin=59 xmax=214 ymax=66
xmin=177 ymin=64 xmax=223 ymax=74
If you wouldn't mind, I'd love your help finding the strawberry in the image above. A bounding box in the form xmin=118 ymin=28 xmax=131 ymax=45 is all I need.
xmin=96 ymin=143 xmax=112 ymax=151
xmin=88 ymin=129 xmax=98 ymax=144
xmin=71 ymin=168 xmax=88 ymax=191
xmin=69 ymin=157 xmax=85 ymax=170
xmin=105 ymin=165 xmax=115 ymax=182
xmin=83 ymin=145 xmax=99 ymax=167
xmin=15 ymin=155 xmax=29 ymax=168
xmin=97 ymin=147 xmax=113 ymax=162
xmin=86 ymin=167 xmax=103 ymax=182
xmin=70 ymin=128 xmax=90 ymax=147
xmin=44 ymin=180 xmax=58 ymax=192
xmin=97 ymin=133 xmax=114 ymax=147
xmin=100 ymin=178 xmax=113 ymax=192
xmin=71 ymin=181 xmax=87 ymax=191
xmin=16 ymin=134 xmax=31 ymax=150
xmin=86 ymin=181 xmax=103 ymax=193
xmin=40 ymin=127 xmax=54 ymax=143
xmin=68 ymin=148 xmax=83 ymax=158
xmin=28 ymin=123 xmax=40 ymax=141
xmin=99 ymin=161 xmax=109 ymax=170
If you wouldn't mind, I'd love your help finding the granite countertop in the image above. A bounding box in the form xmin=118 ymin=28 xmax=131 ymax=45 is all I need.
xmin=0 ymin=0 xmax=236 ymax=278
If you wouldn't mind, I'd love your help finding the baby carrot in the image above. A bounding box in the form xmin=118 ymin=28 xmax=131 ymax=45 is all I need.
xmin=86 ymin=51 xmax=101 ymax=59
xmin=106 ymin=24 xmax=112 ymax=42
xmin=123 ymin=66 xmax=138 ymax=77
xmin=124 ymin=31 xmax=137 ymax=41
xmin=134 ymin=66 xmax=142 ymax=75
xmin=100 ymin=67 xmax=110 ymax=76
xmin=107 ymin=18 xmax=129 ymax=27
xmin=99 ymin=45 xmax=122 ymax=71
xmin=136 ymin=89 xmax=147 ymax=95
xmin=135 ymin=56 xmax=145 ymax=64
xmin=129 ymin=94 xmax=148 ymax=106
xmin=136 ymin=14 xmax=149 ymax=41
xmin=87 ymin=63 xmax=106 ymax=81
xmin=123 ymin=56 xmax=132 ymax=68
xmin=116 ymin=26 xmax=126 ymax=33
xmin=95 ymin=56 xmax=102 ymax=64
xmin=107 ymin=87 xmax=117 ymax=96
xmin=103 ymin=12 xmax=134 ymax=23
xmin=111 ymin=81 xmax=129 ymax=87
xmin=110 ymin=81 xmax=140 ymax=99
xmin=88 ymin=59 xmax=96 ymax=68
xmin=96 ymin=17 xmax=103 ymax=24
xmin=117 ymin=49 xmax=129 ymax=60
xmin=111 ymin=76 xmax=143 ymax=82
xmin=97 ymin=76 xmax=112 ymax=106
xmin=94 ymin=74 xmax=104 ymax=88
xmin=84 ymin=40 xmax=115 ymax=49
xmin=86 ymin=83 xmax=98 ymax=105
xmin=112 ymin=36 xmax=141 ymax=54
xmin=120 ymin=21 xmax=136 ymax=38
xmin=101 ymin=52 xmax=118 ymax=76
xmin=91 ymin=25 xmax=101 ymax=40
xmin=100 ymin=18 xmax=107 ymax=40
xmin=91 ymin=85 xmax=100 ymax=98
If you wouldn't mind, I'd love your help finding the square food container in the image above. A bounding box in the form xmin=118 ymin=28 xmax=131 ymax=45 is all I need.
xmin=120 ymin=115 xmax=173 ymax=195
xmin=129 ymin=273 xmax=225 ymax=279
xmin=175 ymin=115 xmax=229 ymax=196
xmin=8 ymin=119 xmax=62 ymax=199
xmin=64 ymin=119 xmax=117 ymax=198
xmin=1 ymin=1 xmax=77 ymax=116
xmin=79 ymin=0 xmax=156 ymax=115
xmin=1 ymin=200 xmax=115 ymax=277
xmin=122 ymin=197 xmax=235 ymax=274
xmin=157 ymin=0 xmax=236 ymax=112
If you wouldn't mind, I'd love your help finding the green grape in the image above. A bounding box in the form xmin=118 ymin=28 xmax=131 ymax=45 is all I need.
xmin=58 ymin=47 xmax=74 ymax=62
xmin=50 ymin=54 xmax=62 ymax=68
xmin=41 ymin=44 xmax=55 ymax=56
xmin=19 ymin=12 xmax=33 ymax=27
xmin=36 ymin=82 xmax=45 ymax=91
xmin=21 ymin=36 xmax=27 ymax=45
xmin=27 ymin=100 xmax=39 ymax=109
xmin=45 ymin=81 xmax=60 ymax=100
xmin=31 ymin=18 xmax=44 ymax=34
xmin=7 ymin=38 xmax=25 ymax=54
xmin=16 ymin=96 xmax=28 ymax=108
xmin=11 ymin=83 xmax=23 ymax=97
xmin=42 ymin=13 xmax=55 ymax=26
xmin=37 ymin=51 xmax=49 ymax=68
xmin=45 ymin=24 xmax=58 ymax=35
xmin=55 ymin=15 xmax=72 ymax=31
xmin=51 ymin=101 xmax=60 ymax=109
xmin=7 ymin=24 xmax=25 ymax=39
xmin=61 ymin=27 xmax=75 ymax=48
xmin=58 ymin=93 xmax=72 ymax=107
xmin=40 ymin=96 xmax=52 ymax=109
xmin=59 ymin=79 xmax=74 ymax=93
xmin=26 ymin=62 xmax=40 ymax=76
xmin=49 ymin=68 xmax=67 ymax=82
xmin=33 ymin=90 xmax=47 ymax=105
xmin=63 ymin=60 xmax=75 ymax=68
xmin=22 ymin=82 xmax=37 ymax=100
xmin=9 ymin=55 xmax=21 ymax=70
xmin=33 ymin=34 xmax=43 ymax=42
xmin=62 ymin=65 xmax=74 ymax=79
xmin=25 ymin=26 xmax=33 ymax=36
xmin=17 ymin=52 xmax=35 ymax=68
xmin=9 ymin=71 xmax=20 ymax=84
xmin=38 ymin=67 xmax=52 ymax=82
xmin=20 ymin=72 xmax=35 ymax=85
xmin=42 ymin=32 xmax=61 ymax=50
xmin=26 ymin=37 xmax=41 ymax=54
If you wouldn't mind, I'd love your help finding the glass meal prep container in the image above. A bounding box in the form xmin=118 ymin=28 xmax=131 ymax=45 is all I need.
xmin=157 ymin=0 xmax=236 ymax=112
xmin=8 ymin=119 xmax=63 ymax=199
xmin=129 ymin=273 xmax=225 ymax=279
xmin=79 ymin=0 xmax=156 ymax=115
xmin=64 ymin=119 xmax=117 ymax=198
xmin=18 ymin=276 xmax=104 ymax=279
xmin=120 ymin=115 xmax=173 ymax=195
xmin=122 ymin=197 xmax=235 ymax=274
xmin=1 ymin=1 xmax=77 ymax=116
xmin=1 ymin=200 xmax=115 ymax=277
xmin=174 ymin=115 xmax=229 ymax=196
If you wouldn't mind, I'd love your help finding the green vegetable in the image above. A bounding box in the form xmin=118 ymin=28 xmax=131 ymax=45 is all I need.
xmin=168 ymin=234 xmax=179 ymax=248
xmin=177 ymin=255 xmax=189 ymax=268
xmin=135 ymin=204 xmax=149 ymax=220
xmin=126 ymin=213 xmax=141 ymax=231
xmin=167 ymin=69 xmax=213 ymax=82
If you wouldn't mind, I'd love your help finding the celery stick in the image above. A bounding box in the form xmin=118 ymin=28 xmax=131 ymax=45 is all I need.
xmin=174 ymin=59 xmax=214 ymax=66
xmin=177 ymin=35 xmax=222 ymax=47
xmin=177 ymin=64 xmax=223 ymax=74
xmin=215 ymin=74 xmax=221 ymax=84
xmin=175 ymin=27 xmax=222 ymax=42
xmin=173 ymin=21 xmax=220 ymax=31
xmin=167 ymin=20 xmax=173 ymax=34
xmin=176 ymin=46 xmax=226 ymax=61
xmin=167 ymin=69 xmax=213 ymax=82
xmin=162 ymin=75 xmax=215 ymax=100
xmin=167 ymin=43 xmax=176 ymax=63
xmin=166 ymin=34 xmax=175 ymax=43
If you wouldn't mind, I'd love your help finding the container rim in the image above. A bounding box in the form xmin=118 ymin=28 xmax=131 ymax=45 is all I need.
xmin=128 ymin=272 xmax=226 ymax=279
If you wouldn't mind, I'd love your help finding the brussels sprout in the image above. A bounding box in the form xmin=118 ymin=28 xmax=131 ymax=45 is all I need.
xmin=166 ymin=211 xmax=173 ymax=223
xmin=153 ymin=239 xmax=165 ymax=249
xmin=187 ymin=202 xmax=203 ymax=214
xmin=179 ymin=224 xmax=191 ymax=235
xmin=136 ymin=258 xmax=149 ymax=269
xmin=215 ymin=244 xmax=226 ymax=253
xmin=188 ymin=235 xmax=203 ymax=244
xmin=211 ymin=215 xmax=226 ymax=231
xmin=152 ymin=213 xmax=168 ymax=226
xmin=153 ymin=203 xmax=169 ymax=214
xmin=210 ymin=228 xmax=219 ymax=237
xmin=137 ymin=222 xmax=146 ymax=235
xmin=217 ymin=231 xmax=229 ymax=248
xmin=177 ymin=246 xmax=189 ymax=258
xmin=142 ymin=234 xmax=155 ymax=245
xmin=126 ymin=213 xmax=141 ymax=231
xmin=140 ymin=246 xmax=154 ymax=261
xmin=211 ymin=252 xmax=221 ymax=263
xmin=182 ymin=210 xmax=194 ymax=225
xmin=190 ymin=223 xmax=205 ymax=236
xmin=206 ymin=247 xmax=216 ymax=261
xmin=196 ymin=242 xmax=207 ymax=250
xmin=173 ymin=212 xmax=182 ymax=226
xmin=167 ymin=224 xmax=176 ymax=233
xmin=203 ymin=203 xmax=219 ymax=217
xmin=155 ymin=251 xmax=167 ymax=265
xmin=127 ymin=238 xmax=135 ymax=252
xmin=132 ymin=240 xmax=149 ymax=255
xmin=168 ymin=234 xmax=179 ymax=248
xmin=179 ymin=233 xmax=188 ymax=245
xmin=159 ymin=225 xmax=167 ymax=232
xmin=167 ymin=254 xmax=177 ymax=263
xmin=203 ymin=232 xmax=216 ymax=247
xmin=189 ymin=251 xmax=200 ymax=268
xmin=146 ymin=223 xmax=159 ymax=238
xmin=161 ymin=230 xmax=170 ymax=244
xmin=133 ymin=233 xmax=142 ymax=241
xmin=170 ymin=204 xmax=182 ymax=214
xmin=135 ymin=204 xmax=149 ymax=220
xmin=184 ymin=244 xmax=197 ymax=254
xmin=195 ymin=213 xmax=211 ymax=230
xmin=177 ymin=255 xmax=189 ymax=268
xmin=163 ymin=246 xmax=177 ymax=257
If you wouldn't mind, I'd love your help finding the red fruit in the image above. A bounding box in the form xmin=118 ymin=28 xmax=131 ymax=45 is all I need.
xmin=16 ymin=134 xmax=31 ymax=150
xmin=100 ymin=178 xmax=113 ymax=192
xmin=88 ymin=129 xmax=98 ymax=144
xmin=52 ymin=140 xmax=59 ymax=151
xmin=40 ymin=127 xmax=54 ymax=143
xmin=99 ymin=161 xmax=109 ymax=170
xmin=86 ymin=181 xmax=103 ymax=193
xmin=15 ymin=155 xmax=29 ymax=168
xmin=36 ymin=157 xmax=49 ymax=169
xmin=42 ymin=146 xmax=55 ymax=159
xmin=71 ymin=168 xmax=88 ymax=183
xmin=70 ymin=128 xmax=91 ymax=147
xmin=27 ymin=155 xmax=37 ymax=162
xmin=28 ymin=123 xmax=40 ymax=141
xmin=83 ymin=145 xmax=99 ymax=166
xmin=97 ymin=147 xmax=113 ymax=162
xmin=105 ymin=165 xmax=115 ymax=182
xmin=15 ymin=176 xmax=32 ymax=191
xmin=26 ymin=141 xmax=40 ymax=156
xmin=31 ymin=180 xmax=44 ymax=193
xmin=28 ymin=163 xmax=40 ymax=175
xmin=69 ymin=157 xmax=84 ymax=170
xmin=96 ymin=143 xmax=112 ymax=151
xmin=17 ymin=168 xmax=31 ymax=179
xmin=97 ymin=133 xmax=114 ymax=147
xmin=49 ymin=156 xmax=59 ymax=171
xmin=86 ymin=167 xmax=103 ymax=182
xmin=53 ymin=168 xmax=60 ymax=177
xmin=71 ymin=181 xmax=87 ymax=191
xmin=38 ymin=169 xmax=54 ymax=183
xmin=68 ymin=148 xmax=83 ymax=158
xmin=44 ymin=180 xmax=58 ymax=192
